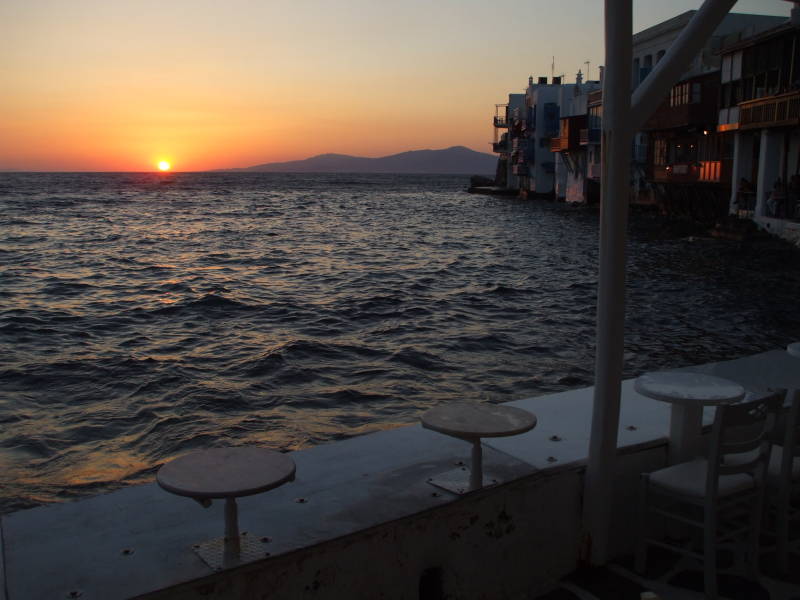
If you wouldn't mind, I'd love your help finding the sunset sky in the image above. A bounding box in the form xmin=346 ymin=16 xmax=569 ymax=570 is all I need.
xmin=0 ymin=0 xmax=790 ymax=172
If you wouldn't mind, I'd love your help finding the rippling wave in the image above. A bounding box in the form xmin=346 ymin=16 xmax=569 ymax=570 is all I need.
xmin=1 ymin=171 xmax=799 ymax=513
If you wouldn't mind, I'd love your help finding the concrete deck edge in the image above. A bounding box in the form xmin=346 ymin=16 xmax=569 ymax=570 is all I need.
xmin=4 ymin=348 xmax=797 ymax=599
xmin=1 ymin=517 xmax=7 ymax=600
xmin=139 ymin=466 xmax=576 ymax=599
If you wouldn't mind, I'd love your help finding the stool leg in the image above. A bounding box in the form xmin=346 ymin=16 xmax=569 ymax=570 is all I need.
xmin=470 ymin=440 xmax=483 ymax=491
xmin=224 ymin=498 xmax=241 ymax=556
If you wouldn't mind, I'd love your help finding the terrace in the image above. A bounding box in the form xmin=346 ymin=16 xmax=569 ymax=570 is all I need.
xmin=2 ymin=349 xmax=798 ymax=599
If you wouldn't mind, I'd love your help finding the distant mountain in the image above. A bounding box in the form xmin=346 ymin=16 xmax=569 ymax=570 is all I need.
xmin=231 ymin=146 xmax=497 ymax=175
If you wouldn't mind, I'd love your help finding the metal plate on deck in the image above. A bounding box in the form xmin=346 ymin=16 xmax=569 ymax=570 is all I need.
xmin=193 ymin=534 xmax=270 ymax=571
xmin=425 ymin=468 xmax=502 ymax=495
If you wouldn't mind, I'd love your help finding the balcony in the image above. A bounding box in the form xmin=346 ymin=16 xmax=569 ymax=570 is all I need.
xmin=641 ymin=102 xmax=717 ymax=131
xmin=494 ymin=115 xmax=509 ymax=128
xmin=739 ymin=91 xmax=800 ymax=130
xmin=651 ymin=161 xmax=727 ymax=184
xmin=492 ymin=139 xmax=511 ymax=153
xmin=579 ymin=128 xmax=601 ymax=146
xmin=552 ymin=115 xmax=587 ymax=153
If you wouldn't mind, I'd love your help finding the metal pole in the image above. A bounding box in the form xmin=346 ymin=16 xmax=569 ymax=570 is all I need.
xmin=583 ymin=0 xmax=632 ymax=566
xmin=470 ymin=440 xmax=483 ymax=491
xmin=583 ymin=0 xmax=736 ymax=566
xmin=224 ymin=497 xmax=241 ymax=556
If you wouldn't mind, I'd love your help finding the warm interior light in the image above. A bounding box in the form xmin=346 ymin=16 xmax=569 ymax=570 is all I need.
xmin=158 ymin=160 xmax=171 ymax=171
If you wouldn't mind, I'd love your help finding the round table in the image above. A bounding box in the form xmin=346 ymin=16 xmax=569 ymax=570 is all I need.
xmin=157 ymin=447 xmax=295 ymax=567
xmin=635 ymin=372 xmax=745 ymax=463
xmin=421 ymin=402 xmax=536 ymax=491
xmin=787 ymin=343 xmax=800 ymax=359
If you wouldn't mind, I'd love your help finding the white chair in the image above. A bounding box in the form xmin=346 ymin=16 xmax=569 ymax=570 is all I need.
xmin=635 ymin=392 xmax=784 ymax=599
xmin=765 ymin=389 xmax=800 ymax=573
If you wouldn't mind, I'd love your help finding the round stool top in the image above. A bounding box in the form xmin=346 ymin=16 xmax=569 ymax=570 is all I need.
xmin=635 ymin=372 xmax=745 ymax=406
xmin=157 ymin=447 xmax=296 ymax=500
xmin=787 ymin=342 xmax=800 ymax=358
xmin=421 ymin=402 xmax=536 ymax=440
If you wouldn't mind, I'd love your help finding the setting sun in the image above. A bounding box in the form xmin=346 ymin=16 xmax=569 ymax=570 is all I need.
xmin=157 ymin=161 xmax=171 ymax=172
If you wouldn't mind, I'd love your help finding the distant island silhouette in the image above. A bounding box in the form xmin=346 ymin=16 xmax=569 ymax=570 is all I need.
xmin=224 ymin=146 xmax=496 ymax=175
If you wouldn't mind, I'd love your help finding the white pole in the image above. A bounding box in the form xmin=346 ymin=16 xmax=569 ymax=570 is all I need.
xmin=583 ymin=0 xmax=735 ymax=565
xmin=583 ymin=0 xmax=632 ymax=566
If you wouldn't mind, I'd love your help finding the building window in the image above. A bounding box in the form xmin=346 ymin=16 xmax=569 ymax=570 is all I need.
xmin=731 ymin=80 xmax=741 ymax=105
xmin=654 ymin=139 xmax=667 ymax=165
xmin=734 ymin=32 xmax=795 ymax=100
xmin=698 ymin=134 xmax=720 ymax=162
xmin=721 ymin=83 xmax=732 ymax=108
xmin=656 ymin=49 xmax=666 ymax=64
xmin=668 ymin=82 xmax=700 ymax=107
xmin=589 ymin=105 xmax=602 ymax=130
xmin=669 ymin=140 xmax=698 ymax=164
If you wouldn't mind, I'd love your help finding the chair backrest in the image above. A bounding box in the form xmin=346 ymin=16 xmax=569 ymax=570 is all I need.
xmin=706 ymin=391 xmax=786 ymax=495
xmin=777 ymin=390 xmax=800 ymax=487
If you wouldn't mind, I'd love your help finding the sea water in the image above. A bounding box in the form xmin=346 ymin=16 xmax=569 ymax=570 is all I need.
xmin=2 ymin=171 xmax=799 ymax=513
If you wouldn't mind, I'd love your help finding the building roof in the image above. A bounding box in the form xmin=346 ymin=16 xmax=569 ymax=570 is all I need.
xmin=632 ymin=10 xmax=786 ymax=48
xmin=720 ymin=20 xmax=797 ymax=54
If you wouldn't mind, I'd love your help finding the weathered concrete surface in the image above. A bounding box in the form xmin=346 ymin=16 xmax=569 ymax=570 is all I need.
xmin=4 ymin=350 xmax=796 ymax=600
xmin=1 ymin=518 xmax=6 ymax=600
xmin=141 ymin=470 xmax=583 ymax=600
xmin=484 ymin=380 xmax=673 ymax=470
xmin=680 ymin=349 xmax=800 ymax=394
xmin=2 ymin=425 xmax=536 ymax=600
xmin=140 ymin=448 xmax=667 ymax=600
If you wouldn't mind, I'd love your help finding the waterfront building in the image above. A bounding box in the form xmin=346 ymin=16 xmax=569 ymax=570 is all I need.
xmin=516 ymin=76 xmax=566 ymax=197
xmin=634 ymin=11 xmax=783 ymax=212
xmin=491 ymin=76 xmax=583 ymax=197
xmin=551 ymin=72 xmax=602 ymax=204
xmin=492 ymin=93 xmax=526 ymax=190
xmin=532 ymin=10 xmax=784 ymax=207
xmin=719 ymin=10 xmax=800 ymax=244
xmin=640 ymin=71 xmax=730 ymax=221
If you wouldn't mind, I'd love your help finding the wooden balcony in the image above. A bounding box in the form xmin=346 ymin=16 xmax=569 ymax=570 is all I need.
xmin=641 ymin=102 xmax=717 ymax=131
xmin=651 ymin=161 xmax=728 ymax=184
xmin=739 ymin=91 xmax=800 ymax=130
xmin=579 ymin=128 xmax=601 ymax=146
xmin=552 ymin=115 xmax=586 ymax=153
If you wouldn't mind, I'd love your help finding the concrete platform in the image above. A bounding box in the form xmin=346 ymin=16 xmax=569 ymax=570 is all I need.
xmin=1 ymin=425 xmax=536 ymax=600
xmin=2 ymin=349 xmax=799 ymax=599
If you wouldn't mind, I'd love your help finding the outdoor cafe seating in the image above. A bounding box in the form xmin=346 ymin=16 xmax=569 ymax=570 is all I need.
xmin=764 ymin=389 xmax=800 ymax=575
xmin=635 ymin=389 xmax=798 ymax=600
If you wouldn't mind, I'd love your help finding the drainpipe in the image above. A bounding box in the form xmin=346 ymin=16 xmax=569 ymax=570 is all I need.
xmin=583 ymin=0 xmax=736 ymax=566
